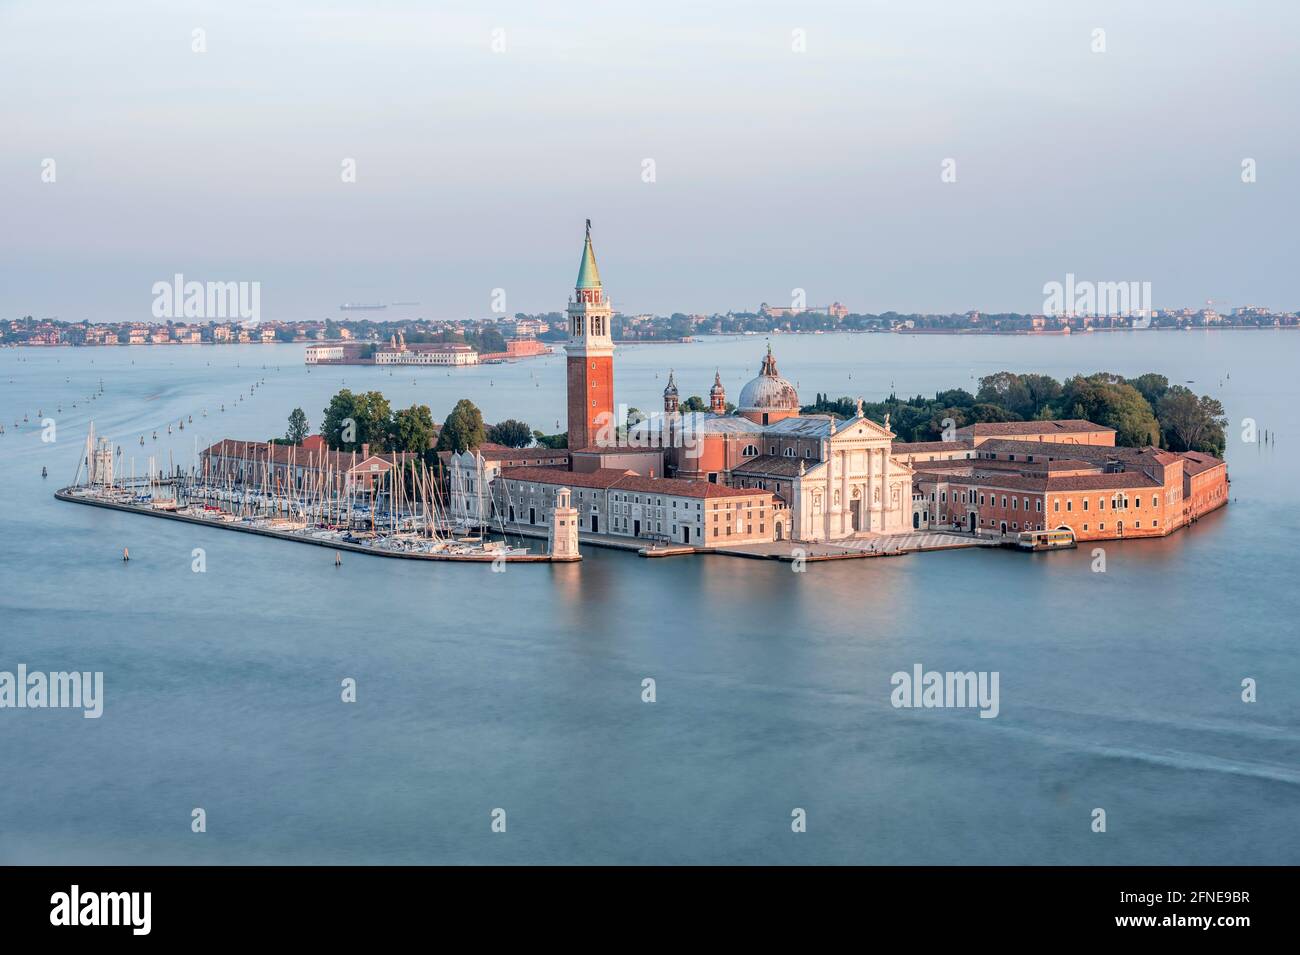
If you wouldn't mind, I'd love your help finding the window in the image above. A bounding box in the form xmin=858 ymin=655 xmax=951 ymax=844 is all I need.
xmin=1083 ymin=499 xmax=1089 ymax=511
xmin=783 ymin=448 xmax=795 ymax=457
xmin=741 ymin=445 xmax=758 ymax=457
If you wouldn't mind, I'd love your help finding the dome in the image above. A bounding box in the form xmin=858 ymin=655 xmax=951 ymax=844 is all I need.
xmin=663 ymin=370 xmax=678 ymax=397
xmin=738 ymin=347 xmax=799 ymax=414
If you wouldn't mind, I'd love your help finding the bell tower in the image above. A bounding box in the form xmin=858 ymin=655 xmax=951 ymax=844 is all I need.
xmin=566 ymin=220 xmax=615 ymax=450
xmin=709 ymin=370 xmax=726 ymax=414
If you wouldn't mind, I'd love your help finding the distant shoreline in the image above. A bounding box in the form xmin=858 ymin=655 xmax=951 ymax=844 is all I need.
xmin=4 ymin=325 xmax=1297 ymax=351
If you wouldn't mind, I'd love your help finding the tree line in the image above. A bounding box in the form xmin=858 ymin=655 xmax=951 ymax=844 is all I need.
xmin=273 ymin=392 xmax=551 ymax=461
xmin=803 ymin=371 xmax=1227 ymax=454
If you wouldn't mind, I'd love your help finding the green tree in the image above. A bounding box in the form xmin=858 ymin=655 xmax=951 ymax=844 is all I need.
xmin=286 ymin=407 xmax=309 ymax=444
xmin=322 ymin=389 xmax=392 ymax=451
xmin=436 ymin=399 xmax=487 ymax=453
xmin=1157 ymin=387 xmax=1227 ymax=454
xmin=1061 ymin=374 xmax=1159 ymax=447
xmin=487 ymin=419 xmax=533 ymax=448
xmin=532 ymin=430 xmax=568 ymax=449
xmin=322 ymin=389 xmax=359 ymax=450
xmin=391 ymin=404 xmax=437 ymax=456
xmin=680 ymin=395 xmax=707 ymax=413
xmin=466 ymin=327 xmax=507 ymax=353
xmin=1128 ymin=373 xmax=1170 ymax=409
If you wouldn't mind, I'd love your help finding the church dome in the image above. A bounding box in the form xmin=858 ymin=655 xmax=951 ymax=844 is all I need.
xmin=738 ymin=346 xmax=799 ymax=415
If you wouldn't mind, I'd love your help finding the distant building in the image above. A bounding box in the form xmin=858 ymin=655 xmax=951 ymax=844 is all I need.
xmin=305 ymin=343 xmax=346 ymax=363
xmin=478 ymin=338 xmax=551 ymax=361
xmin=374 ymin=342 xmax=477 ymax=365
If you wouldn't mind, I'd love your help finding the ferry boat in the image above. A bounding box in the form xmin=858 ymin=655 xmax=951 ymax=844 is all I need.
xmin=1012 ymin=529 xmax=1076 ymax=551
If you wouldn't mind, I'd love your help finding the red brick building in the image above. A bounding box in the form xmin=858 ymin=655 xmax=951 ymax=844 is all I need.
xmin=493 ymin=466 xmax=779 ymax=546
xmin=912 ymin=439 xmax=1228 ymax=541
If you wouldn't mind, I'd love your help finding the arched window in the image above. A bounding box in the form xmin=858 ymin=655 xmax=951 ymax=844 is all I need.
xmin=741 ymin=444 xmax=758 ymax=457
xmin=783 ymin=447 xmax=795 ymax=457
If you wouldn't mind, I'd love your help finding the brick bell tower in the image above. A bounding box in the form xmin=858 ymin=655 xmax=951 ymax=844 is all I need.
xmin=566 ymin=220 xmax=614 ymax=450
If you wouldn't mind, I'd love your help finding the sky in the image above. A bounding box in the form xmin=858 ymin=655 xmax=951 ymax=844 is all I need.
xmin=2 ymin=0 xmax=1298 ymax=323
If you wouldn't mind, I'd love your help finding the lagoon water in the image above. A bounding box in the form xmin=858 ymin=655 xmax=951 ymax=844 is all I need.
xmin=1 ymin=331 xmax=1297 ymax=864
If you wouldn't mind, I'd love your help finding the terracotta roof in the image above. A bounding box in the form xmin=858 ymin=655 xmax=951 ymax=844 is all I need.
xmin=201 ymin=439 xmax=413 ymax=472
xmin=1179 ymin=451 xmax=1225 ymax=475
xmin=731 ymin=454 xmax=808 ymax=478
xmin=500 ymin=466 xmax=776 ymax=500
xmin=956 ymin=419 xmax=1115 ymax=437
xmin=891 ymin=441 xmax=970 ymax=453
xmin=976 ymin=439 xmax=1185 ymax=469
xmin=915 ymin=458 xmax=1096 ymax=476
xmin=1047 ymin=472 xmax=1162 ymax=491
xmin=476 ymin=443 xmax=571 ymax=463
xmin=929 ymin=470 xmax=1161 ymax=493
xmin=569 ymin=446 xmax=665 ymax=455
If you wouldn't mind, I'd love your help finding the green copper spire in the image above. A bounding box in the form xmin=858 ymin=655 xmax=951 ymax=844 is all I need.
xmin=575 ymin=218 xmax=602 ymax=289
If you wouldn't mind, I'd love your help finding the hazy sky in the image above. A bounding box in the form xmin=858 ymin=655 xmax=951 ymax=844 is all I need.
xmin=2 ymin=0 xmax=1297 ymax=322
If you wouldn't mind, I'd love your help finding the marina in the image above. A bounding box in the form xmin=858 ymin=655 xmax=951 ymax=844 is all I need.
xmin=55 ymin=423 xmax=577 ymax=563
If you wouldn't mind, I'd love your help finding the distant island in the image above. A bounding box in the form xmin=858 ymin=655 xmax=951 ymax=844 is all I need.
xmin=3 ymin=302 xmax=1295 ymax=348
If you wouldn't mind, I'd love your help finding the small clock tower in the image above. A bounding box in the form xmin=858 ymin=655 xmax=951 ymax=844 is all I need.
xmin=566 ymin=220 xmax=614 ymax=450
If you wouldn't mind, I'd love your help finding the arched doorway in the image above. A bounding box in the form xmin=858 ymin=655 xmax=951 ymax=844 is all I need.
xmin=968 ymin=512 xmax=976 ymax=533
xmin=912 ymin=512 xmax=920 ymax=529
xmin=999 ymin=521 xmax=1008 ymax=535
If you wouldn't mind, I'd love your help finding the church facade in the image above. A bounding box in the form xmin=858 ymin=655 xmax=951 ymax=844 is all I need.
xmin=641 ymin=347 xmax=914 ymax=542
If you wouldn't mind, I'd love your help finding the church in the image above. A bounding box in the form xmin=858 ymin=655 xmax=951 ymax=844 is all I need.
xmin=636 ymin=346 xmax=915 ymax=541
xmin=451 ymin=221 xmax=914 ymax=546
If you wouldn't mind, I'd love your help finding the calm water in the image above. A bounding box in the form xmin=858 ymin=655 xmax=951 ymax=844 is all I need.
xmin=1 ymin=332 xmax=1296 ymax=865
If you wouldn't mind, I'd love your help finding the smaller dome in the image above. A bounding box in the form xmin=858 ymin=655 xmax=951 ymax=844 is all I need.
xmin=663 ymin=370 xmax=678 ymax=397
xmin=709 ymin=370 xmax=725 ymax=396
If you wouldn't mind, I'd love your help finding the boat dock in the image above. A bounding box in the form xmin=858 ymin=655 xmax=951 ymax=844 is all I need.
xmin=55 ymin=488 xmax=563 ymax=563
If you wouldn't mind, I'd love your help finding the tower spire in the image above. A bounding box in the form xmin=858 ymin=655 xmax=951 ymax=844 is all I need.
xmin=576 ymin=219 xmax=601 ymax=290
xmin=709 ymin=368 xmax=726 ymax=414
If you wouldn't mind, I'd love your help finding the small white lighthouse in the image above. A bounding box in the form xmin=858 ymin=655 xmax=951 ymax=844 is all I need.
xmin=549 ymin=487 xmax=581 ymax=561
